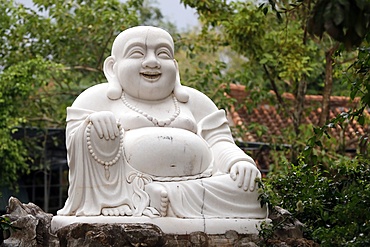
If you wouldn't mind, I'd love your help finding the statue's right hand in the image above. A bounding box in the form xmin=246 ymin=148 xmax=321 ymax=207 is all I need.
xmin=88 ymin=111 xmax=119 ymax=140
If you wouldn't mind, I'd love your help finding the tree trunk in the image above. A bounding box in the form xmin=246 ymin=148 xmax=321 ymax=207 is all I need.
xmin=291 ymin=79 xmax=307 ymax=164
xmin=319 ymin=44 xmax=338 ymax=126
xmin=293 ymin=80 xmax=307 ymax=137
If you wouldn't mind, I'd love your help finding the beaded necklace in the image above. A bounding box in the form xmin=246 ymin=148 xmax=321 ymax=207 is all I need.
xmin=86 ymin=122 xmax=124 ymax=180
xmin=121 ymin=93 xmax=180 ymax=127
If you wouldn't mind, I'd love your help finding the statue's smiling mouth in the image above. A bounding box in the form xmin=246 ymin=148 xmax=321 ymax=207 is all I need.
xmin=141 ymin=72 xmax=161 ymax=81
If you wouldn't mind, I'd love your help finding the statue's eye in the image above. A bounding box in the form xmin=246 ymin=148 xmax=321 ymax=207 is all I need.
xmin=128 ymin=49 xmax=144 ymax=58
xmin=157 ymin=49 xmax=171 ymax=59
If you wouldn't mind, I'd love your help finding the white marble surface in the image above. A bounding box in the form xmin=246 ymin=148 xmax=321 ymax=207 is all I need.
xmin=51 ymin=216 xmax=270 ymax=234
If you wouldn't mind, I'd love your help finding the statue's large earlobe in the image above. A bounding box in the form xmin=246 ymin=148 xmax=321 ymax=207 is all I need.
xmin=104 ymin=56 xmax=122 ymax=100
xmin=173 ymin=60 xmax=189 ymax=103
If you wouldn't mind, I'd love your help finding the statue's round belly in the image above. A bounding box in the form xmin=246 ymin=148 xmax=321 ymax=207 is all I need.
xmin=123 ymin=127 xmax=213 ymax=177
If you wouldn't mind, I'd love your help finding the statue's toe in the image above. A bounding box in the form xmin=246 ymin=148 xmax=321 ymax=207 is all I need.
xmin=119 ymin=205 xmax=133 ymax=216
xmin=101 ymin=208 xmax=110 ymax=216
xmin=113 ymin=208 xmax=120 ymax=216
xmin=102 ymin=205 xmax=133 ymax=216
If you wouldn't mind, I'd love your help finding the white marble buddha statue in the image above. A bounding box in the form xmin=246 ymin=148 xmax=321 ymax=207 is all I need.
xmin=57 ymin=26 xmax=267 ymax=219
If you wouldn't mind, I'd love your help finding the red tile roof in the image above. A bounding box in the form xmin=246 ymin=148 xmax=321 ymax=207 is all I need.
xmin=229 ymin=84 xmax=369 ymax=151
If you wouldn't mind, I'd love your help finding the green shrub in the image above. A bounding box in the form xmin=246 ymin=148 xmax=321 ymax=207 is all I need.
xmin=262 ymin=155 xmax=370 ymax=246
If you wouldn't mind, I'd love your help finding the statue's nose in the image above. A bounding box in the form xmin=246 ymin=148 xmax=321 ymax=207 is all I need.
xmin=142 ymin=52 xmax=160 ymax=69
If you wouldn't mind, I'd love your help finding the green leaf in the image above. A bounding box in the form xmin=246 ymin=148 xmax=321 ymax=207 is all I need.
xmin=358 ymin=115 xmax=365 ymax=125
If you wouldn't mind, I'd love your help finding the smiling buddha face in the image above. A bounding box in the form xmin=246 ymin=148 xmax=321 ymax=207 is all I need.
xmin=104 ymin=26 xmax=178 ymax=101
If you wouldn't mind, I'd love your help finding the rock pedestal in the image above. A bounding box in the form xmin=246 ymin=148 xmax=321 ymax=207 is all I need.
xmin=2 ymin=197 xmax=319 ymax=247
xmin=2 ymin=197 xmax=263 ymax=246
xmin=56 ymin=223 xmax=261 ymax=247
xmin=2 ymin=197 xmax=59 ymax=247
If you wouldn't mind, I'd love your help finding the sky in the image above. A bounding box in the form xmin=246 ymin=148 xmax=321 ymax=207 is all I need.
xmin=15 ymin=0 xmax=199 ymax=31
xmin=153 ymin=0 xmax=199 ymax=30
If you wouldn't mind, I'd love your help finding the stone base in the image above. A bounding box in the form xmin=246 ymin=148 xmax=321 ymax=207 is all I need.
xmin=51 ymin=216 xmax=269 ymax=235
xmin=3 ymin=198 xmax=318 ymax=247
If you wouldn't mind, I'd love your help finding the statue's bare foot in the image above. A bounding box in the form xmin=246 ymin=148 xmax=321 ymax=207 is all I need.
xmin=101 ymin=204 xmax=133 ymax=216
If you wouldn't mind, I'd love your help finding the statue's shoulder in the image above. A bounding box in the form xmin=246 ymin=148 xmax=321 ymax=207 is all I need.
xmin=184 ymin=86 xmax=211 ymax=102
xmin=183 ymin=86 xmax=219 ymax=119
xmin=71 ymin=83 xmax=111 ymax=109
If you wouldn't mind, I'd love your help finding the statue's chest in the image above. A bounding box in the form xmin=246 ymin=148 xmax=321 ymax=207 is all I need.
xmin=116 ymin=105 xmax=197 ymax=133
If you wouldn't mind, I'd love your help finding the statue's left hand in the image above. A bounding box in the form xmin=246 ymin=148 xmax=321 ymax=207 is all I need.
xmin=230 ymin=161 xmax=261 ymax=192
